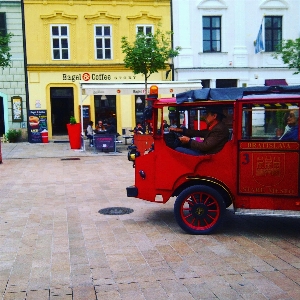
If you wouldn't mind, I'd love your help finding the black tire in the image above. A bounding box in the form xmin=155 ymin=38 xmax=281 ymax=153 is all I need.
xmin=174 ymin=185 xmax=226 ymax=235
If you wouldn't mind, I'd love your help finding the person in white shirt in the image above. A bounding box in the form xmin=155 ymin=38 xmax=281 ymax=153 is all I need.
xmin=86 ymin=121 xmax=94 ymax=147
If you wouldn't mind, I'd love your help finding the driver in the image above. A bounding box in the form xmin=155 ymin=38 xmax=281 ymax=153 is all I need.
xmin=169 ymin=106 xmax=229 ymax=156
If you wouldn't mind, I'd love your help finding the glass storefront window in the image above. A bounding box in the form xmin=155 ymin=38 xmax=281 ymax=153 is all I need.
xmin=135 ymin=95 xmax=145 ymax=124
xmin=94 ymin=95 xmax=116 ymax=126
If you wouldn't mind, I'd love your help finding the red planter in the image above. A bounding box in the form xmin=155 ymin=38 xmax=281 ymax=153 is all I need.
xmin=67 ymin=123 xmax=81 ymax=149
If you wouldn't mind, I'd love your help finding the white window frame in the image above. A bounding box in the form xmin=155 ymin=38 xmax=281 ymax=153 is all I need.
xmin=136 ymin=25 xmax=154 ymax=35
xmin=94 ymin=25 xmax=112 ymax=60
xmin=51 ymin=24 xmax=70 ymax=60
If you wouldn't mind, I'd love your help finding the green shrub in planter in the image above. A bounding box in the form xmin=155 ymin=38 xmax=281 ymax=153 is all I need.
xmin=5 ymin=129 xmax=22 ymax=143
xmin=69 ymin=116 xmax=77 ymax=124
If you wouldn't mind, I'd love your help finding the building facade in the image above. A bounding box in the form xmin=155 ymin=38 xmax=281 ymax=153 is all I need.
xmin=172 ymin=0 xmax=300 ymax=88
xmin=23 ymin=0 xmax=178 ymax=140
xmin=0 ymin=0 xmax=26 ymax=138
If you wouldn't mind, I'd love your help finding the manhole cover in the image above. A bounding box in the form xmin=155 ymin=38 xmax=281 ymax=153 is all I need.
xmin=99 ymin=207 xmax=134 ymax=215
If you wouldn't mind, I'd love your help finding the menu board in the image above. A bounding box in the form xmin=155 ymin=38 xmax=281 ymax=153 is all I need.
xmin=94 ymin=134 xmax=115 ymax=152
xmin=79 ymin=105 xmax=90 ymax=131
xmin=28 ymin=110 xmax=47 ymax=143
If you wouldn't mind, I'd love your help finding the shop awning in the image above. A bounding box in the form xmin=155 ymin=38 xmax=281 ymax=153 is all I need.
xmin=265 ymin=79 xmax=288 ymax=86
xmin=80 ymin=81 xmax=202 ymax=95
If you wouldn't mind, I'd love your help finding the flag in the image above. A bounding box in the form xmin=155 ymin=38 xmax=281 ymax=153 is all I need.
xmin=255 ymin=23 xmax=264 ymax=54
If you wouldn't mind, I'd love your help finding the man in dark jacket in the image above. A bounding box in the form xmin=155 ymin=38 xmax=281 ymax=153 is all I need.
xmin=105 ymin=121 xmax=117 ymax=134
xmin=169 ymin=106 xmax=229 ymax=156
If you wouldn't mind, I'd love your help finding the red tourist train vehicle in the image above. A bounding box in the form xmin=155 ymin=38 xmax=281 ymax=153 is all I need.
xmin=126 ymin=85 xmax=300 ymax=234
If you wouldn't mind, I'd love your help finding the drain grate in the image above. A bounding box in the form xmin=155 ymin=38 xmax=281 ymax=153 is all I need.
xmin=99 ymin=207 xmax=134 ymax=215
xmin=54 ymin=141 xmax=69 ymax=143
xmin=61 ymin=158 xmax=80 ymax=161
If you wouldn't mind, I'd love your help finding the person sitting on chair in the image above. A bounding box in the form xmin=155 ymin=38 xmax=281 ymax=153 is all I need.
xmin=105 ymin=121 xmax=117 ymax=134
xmin=95 ymin=120 xmax=105 ymax=133
xmin=86 ymin=121 xmax=94 ymax=147
xmin=169 ymin=106 xmax=229 ymax=156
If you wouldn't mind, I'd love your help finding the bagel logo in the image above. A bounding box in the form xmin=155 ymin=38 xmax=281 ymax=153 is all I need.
xmin=82 ymin=73 xmax=90 ymax=81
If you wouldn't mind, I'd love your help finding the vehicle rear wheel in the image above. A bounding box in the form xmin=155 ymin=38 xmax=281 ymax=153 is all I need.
xmin=174 ymin=185 xmax=225 ymax=235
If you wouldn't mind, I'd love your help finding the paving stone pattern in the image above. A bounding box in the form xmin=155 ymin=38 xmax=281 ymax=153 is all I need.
xmin=0 ymin=142 xmax=299 ymax=299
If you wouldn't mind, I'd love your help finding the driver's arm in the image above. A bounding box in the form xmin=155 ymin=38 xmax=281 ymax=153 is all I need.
xmin=169 ymin=127 xmax=183 ymax=133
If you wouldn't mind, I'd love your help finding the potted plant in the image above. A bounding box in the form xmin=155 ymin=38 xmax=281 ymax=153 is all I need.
xmin=66 ymin=116 xmax=81 ymax=149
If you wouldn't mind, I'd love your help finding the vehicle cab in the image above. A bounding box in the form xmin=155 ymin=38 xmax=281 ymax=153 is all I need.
xmin=127 ymin=85 xmax=300 ymax=234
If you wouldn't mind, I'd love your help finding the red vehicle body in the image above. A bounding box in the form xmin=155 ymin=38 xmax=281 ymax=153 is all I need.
xmin=127 ymin=85 xmax=300 ymax=234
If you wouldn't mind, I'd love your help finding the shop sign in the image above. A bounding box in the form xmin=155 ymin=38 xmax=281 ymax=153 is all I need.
xmin=11 ymin=96 xmax=23 ymax=122
xmin=63 ymin=73 xmax=138 ymax=82
xmin=81 ymin=81 xmax=202 ymax=95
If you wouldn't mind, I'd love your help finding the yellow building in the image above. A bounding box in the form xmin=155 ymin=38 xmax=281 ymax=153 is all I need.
xmin=23 ymin=0 xmax=175 ymax=140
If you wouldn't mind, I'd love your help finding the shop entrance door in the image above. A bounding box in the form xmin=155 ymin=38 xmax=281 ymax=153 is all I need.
xmin=50 ymin=87 xmax=74 ymax=135
xmin=0 ymin=97 xmax=4 ymax=136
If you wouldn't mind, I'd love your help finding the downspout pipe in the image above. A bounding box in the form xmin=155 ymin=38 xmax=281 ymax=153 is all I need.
xmin=20 ymin=0 xmax=30 ymax=142
xmin=170 ymin=0 xmax=175 ymax=81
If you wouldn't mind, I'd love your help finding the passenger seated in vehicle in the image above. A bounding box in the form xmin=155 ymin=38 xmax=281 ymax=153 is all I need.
xmin=163 ymin=120 xmax=170 ymax=131
xmin=133 ymin=122 xmax=145 ymax=134
xmin=279 ymin=109 xmax=299 ymax=141
xmin=274 ymin=128 xmax=284 ymax=140
xmin=169 ymin=107 xmax=229 ymax=156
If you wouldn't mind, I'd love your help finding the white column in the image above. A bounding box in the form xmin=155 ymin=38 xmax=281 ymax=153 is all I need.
xmin=173 ymin=0 xmax=193 ymax=68
xmin=232 ymin=0 xmax=248 ymax=67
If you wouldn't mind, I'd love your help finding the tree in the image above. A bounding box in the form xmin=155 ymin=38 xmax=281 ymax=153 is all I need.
xmin=121 ymin=27 xmax=181 ymax=97
xmin=0 ymin=32 xmax=13 ymax=69
xmin=272 ymin=38 xmax=300 ymax=74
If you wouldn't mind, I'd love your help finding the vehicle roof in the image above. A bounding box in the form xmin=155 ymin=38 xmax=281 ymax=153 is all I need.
xmin=241 ymin=93 xmax=300 ymax=100
xmin=153 ymin=93 xmax=300 ymax=107
xmin=174 ymin=85 xmax=300 ymax=104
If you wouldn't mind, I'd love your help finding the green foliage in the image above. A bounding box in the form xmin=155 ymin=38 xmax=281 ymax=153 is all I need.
xmin=69 ymin=116 xmax=77 ymax=124
xmin=0 ymin=32 xmax=13 ymax=69
xmin=5 ymin=129 xmax=21 ymax=143
xmin=276 ymin=110 xmax=286 ymax=129
xmin=121 ymin=26 xmax=181 ymax=95
xmin=272 ymin=38 xmax=300 ymax=74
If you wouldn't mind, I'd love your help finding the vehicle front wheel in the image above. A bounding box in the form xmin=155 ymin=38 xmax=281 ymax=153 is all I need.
xmin=174 ymin=185 xmax=226 ymax=235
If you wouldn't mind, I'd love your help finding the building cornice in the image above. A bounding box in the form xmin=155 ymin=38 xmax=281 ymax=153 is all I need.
xmin=24 ymin=0 xmax=170 ymax=5
xmin=27 ymin=64 xmax=128 ymax=72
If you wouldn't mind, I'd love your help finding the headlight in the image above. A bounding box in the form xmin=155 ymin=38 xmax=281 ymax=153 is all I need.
xmin=127 ymin=149 xmax=140 ymax=161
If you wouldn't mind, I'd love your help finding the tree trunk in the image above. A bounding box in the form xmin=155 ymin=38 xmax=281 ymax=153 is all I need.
xmin=144 ymin=74 xmax=148 ymax=106
xmin=144 ymin=75 xmax=148 ymax=98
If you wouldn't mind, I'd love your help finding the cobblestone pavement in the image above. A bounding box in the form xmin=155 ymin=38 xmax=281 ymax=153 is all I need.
xmin=0 ymin=142 xmax=300 ymax=299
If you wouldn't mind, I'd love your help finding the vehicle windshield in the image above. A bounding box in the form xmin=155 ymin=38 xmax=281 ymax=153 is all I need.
xmin=155 ymin=104 xmax=234 ymax=134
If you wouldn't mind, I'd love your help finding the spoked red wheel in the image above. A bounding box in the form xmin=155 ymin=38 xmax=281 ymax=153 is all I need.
xmin=174 ymin=185 xmax=225 ymax=234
